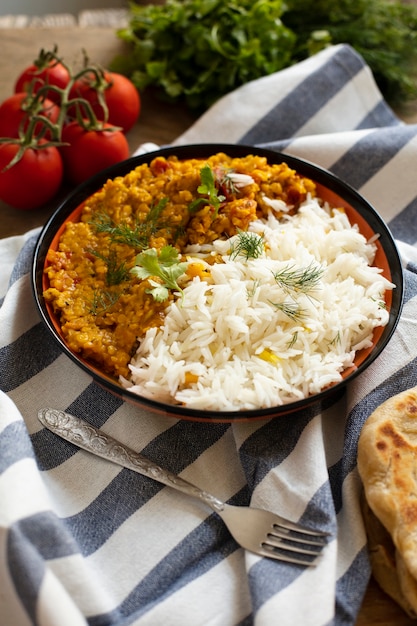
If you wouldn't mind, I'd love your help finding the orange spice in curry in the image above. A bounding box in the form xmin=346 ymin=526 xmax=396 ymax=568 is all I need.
xmin=43 ymin=153 xmax=316 ymax=378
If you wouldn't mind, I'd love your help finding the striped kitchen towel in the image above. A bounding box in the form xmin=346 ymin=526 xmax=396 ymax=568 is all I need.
xmin=1 ymin=43 xmax=417 ymax=626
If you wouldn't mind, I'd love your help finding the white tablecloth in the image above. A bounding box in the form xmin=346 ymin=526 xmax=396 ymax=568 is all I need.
xmin=2 ymin=44 xmax=417 ymax=626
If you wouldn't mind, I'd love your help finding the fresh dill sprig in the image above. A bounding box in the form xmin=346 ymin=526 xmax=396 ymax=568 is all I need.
xmin=172 ymin=223 xmax=186 ymax=243
xmin=287 ymin=331 xmax=298 ymax=349
xmin=189 ymin=164 xmax=226 ymax=214
xmin=90 ymin=197 xmax=169 ymax=250
xmin=370 ymin=295 xmax=387 ymax=309
xmin=219 ymin=168 xmax=238 ymax=195
xmin=272 ymin=261 xmax=324 ymax=295
xmin=269 ymin=300 xmax=306 ymax=322
xmin=329 ymin=331 xmax=341 ymax=346
xmin=229 ymin=230 xmax=264 ymax=261
xmin=246 ymin=278 xmax=261 ymax=299
xmin=218 ymin=168 xmax=254 ymax=194
xmin=89 ymin=289 xmax=120 ymax=315
xmin=148 ymin=197 xmax=169 ymax=221
xmin=89 ymin=249 xmax=130 ymax=286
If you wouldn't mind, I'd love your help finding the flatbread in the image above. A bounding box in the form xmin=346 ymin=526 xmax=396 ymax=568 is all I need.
xmin=358 ymin=386 xmax=417 ymax=615
xmin=360 ymin=492 xmax=417 ymax=617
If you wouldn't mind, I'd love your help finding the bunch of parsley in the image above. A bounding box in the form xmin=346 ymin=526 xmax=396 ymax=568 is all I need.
xmin=113 ymin=0 xmax=417 ymax=110
xmin=113 ymin=0 xmax=296 ymax=109
xmin=284 ymin=0 xmax=417 ymax=104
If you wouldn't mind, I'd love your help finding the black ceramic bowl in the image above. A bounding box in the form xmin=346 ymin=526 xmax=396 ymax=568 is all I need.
xmin=32 ymin=144 xmax=404 ymax=422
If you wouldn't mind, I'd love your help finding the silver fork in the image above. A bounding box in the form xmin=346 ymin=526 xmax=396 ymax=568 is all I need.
xmin=38 ymin=408 xmax=328 ymax=566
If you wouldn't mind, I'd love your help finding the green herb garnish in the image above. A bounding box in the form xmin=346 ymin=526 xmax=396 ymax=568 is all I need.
xmin=272 ymin=262 xmax=323 ymax=296
xmin=371 ymin=295 xmax=387 ymax=309
xmin=130 ymin=245 xmax=188 ymax=302
xmin=89 ymin=249 xmax=130 ymax=286
xmin=287 ymin=331 xmax=298 ymax=349
xmin=329 ymin=331 xmax=341 ymax=346
xmin=269 ymin=300 xmax=306 ymax=322
xmin=246 ymin=278 xmax=261 ymax=299
xmin=90 ymin=198 xmax=169 ymax=250
xmin=189 ymin=165 xmax=226 ymax=214
xmin=230 ymin=230 xmax=264 ymax=261
xmin=89 ymin=289 xmax=121 ymax=315
xmin=219 ymin=169 xmax=238 ymax=195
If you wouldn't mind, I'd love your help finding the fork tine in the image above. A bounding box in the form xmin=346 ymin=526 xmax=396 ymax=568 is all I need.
xmin=273 ymin=518 xmax=329 ymax=537
xmin=38 ymin=409 xmax=328 ymax=568
xmin=260 ymin=543 xmax=322 ymax=566
xmin=265 ymin=534 xmax=324 ymax=555
xmin=270 ymin=525 xmax=328 ymax=546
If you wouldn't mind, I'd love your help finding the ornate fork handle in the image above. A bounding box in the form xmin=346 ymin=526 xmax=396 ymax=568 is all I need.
xmin=38 ymin=408 xmax=225 ymax=513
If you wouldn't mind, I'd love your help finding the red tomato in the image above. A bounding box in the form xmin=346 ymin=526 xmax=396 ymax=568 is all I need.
xmin=60 ymin=120 xmax=130 ymax=185
xmin=0 ymin=141 xmax=63 ymax=210
xmin=69 ymin=71 xmax=140 ymax=133
xmin=15 ymin=61 xmax=70 ymax=104
xmin=0 ymin=92 xmax=60 ymax=139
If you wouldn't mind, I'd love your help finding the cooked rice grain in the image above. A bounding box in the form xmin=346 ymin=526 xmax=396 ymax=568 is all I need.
xmin=121 ymin=196 xmax=394 ymax=410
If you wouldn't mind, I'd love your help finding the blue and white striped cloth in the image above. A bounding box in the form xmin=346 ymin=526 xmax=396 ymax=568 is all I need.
xmin=2 ymin=43 xmax=417 ymax=626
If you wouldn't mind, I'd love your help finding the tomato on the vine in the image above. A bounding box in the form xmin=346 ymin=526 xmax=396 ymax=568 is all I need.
xmin=69 ymin=71 xmax=140 ymax=133
xmin=60 ymin=120 xmax=129 ymax=186
xmin=0 ymin=92 xmax=60 ymax=139
xmin=0 ymin=140 xmax=63 ymax=210
xmin=1 ymin=49 xmax=139 ymax=208
xmin=15 ymin=61 xmax=70 ymax=103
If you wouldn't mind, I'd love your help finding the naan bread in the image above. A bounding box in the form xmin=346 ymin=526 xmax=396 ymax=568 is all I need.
xmin=361 ymin=492 xmax=417 ymax=617
xmin=358 ymin=386 xmax=417 ymax=614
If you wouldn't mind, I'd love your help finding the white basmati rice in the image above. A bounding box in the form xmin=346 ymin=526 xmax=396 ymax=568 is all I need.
xmin=120 ymin=195 xmax=394 ymax=411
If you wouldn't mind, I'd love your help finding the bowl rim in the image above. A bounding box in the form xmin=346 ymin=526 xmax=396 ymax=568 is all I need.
xmin=31 ymin=143 xmax=404 ymax=422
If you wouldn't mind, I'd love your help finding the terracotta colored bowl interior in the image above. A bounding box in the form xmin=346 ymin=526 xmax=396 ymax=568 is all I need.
xmin=315 ymin=183 xmax=393 ymax=376
xmin=35 ymin=145 xmax=402 ymax=421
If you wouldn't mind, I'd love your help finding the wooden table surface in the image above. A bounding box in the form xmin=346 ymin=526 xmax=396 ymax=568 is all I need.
xmin=0 ymin=26 xmax=197 ymax=239
xmin=1 ymin=24 xmax=416 ymax=626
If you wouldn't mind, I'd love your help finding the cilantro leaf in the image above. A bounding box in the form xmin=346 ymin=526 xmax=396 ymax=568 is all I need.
xmin=189 ymin=164 xmax=226 ymax=214
xmin=146 ymin=279 xmax=171 ymax=303
xmin=130 ymin=245 xmax=188 ymax=302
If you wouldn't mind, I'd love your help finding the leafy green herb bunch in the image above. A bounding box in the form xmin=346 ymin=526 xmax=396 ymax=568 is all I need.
xmin=113 ymin=0 xmax=417 ymax=110
xmin=113 ymin=0 xmax=296 ymax=109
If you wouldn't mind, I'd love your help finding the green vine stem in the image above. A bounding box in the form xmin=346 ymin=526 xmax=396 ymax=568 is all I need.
xmin=0 ymin=46 xmax=121 ymax=171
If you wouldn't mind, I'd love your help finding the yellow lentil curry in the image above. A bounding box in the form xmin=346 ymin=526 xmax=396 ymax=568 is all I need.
xmin=43 ymin=152 xmax=317 ymax=379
